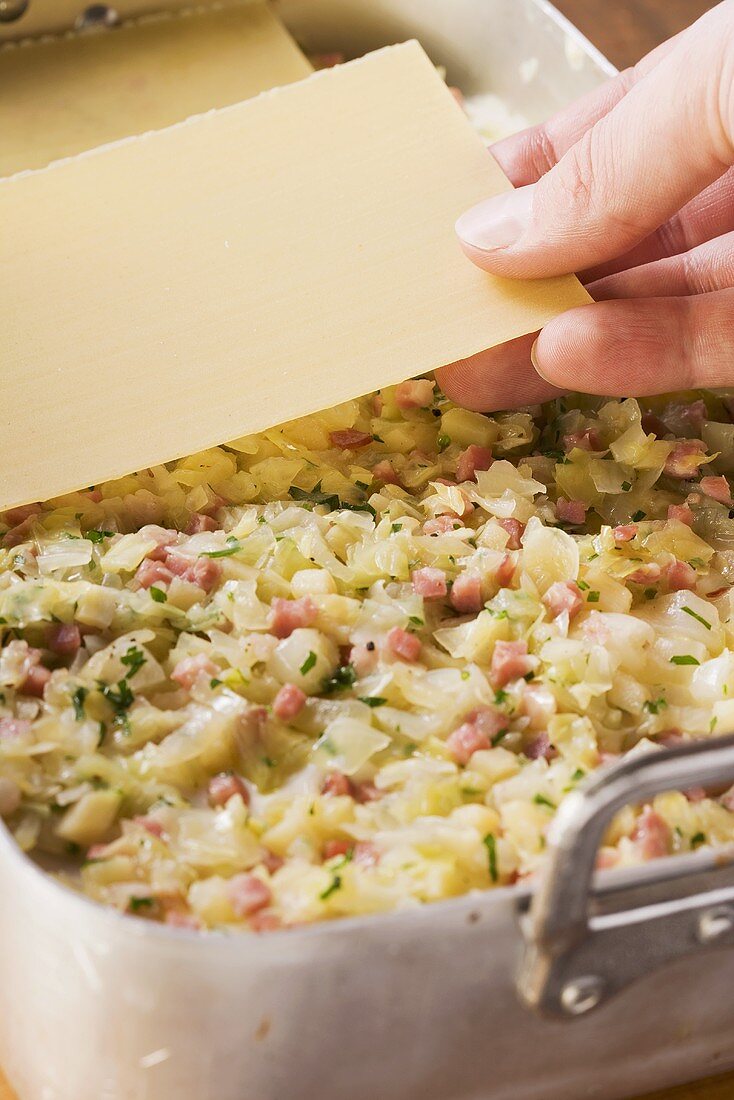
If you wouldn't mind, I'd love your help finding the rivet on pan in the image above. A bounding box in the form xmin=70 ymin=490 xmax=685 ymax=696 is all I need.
xmin=74 ymin=3 xmax=119 ymax=29
xmin=697 ymin=906 xmax=734 ymax=945
xmin=0 ymin=0 xmax=28 ymax=24
xmin=560 ymin=975 xmax=605 ymax=1016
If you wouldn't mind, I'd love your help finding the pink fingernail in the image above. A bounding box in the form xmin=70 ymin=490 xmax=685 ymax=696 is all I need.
xmin=455 ymin=184 xmax=535 ymax=251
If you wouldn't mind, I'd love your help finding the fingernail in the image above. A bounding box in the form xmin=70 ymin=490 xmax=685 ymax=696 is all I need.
xmin=530 ymin=337 xmax=550 ymax=381
xmin=455 ymin=184 xmax=535 ymax=252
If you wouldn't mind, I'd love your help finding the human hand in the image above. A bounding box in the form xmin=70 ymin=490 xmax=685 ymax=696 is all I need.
xmin=437 ymin=0 xmax=734 ymax=410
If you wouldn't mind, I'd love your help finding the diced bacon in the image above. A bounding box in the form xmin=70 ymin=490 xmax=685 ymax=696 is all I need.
xmin=273 ymin=683 xmax=307 ymax=721
xmin=228 ymin=874 xmax=272 ymax=918
xmin=543 ymin=580 xmax=584 ymax=620
xmin=349 ymin=641 xmax=378 ymax=677
xmin=85 ymin=489 xmax=104 ymax=503
xmin=498 ymin=518 xmax=525 ymax=550
xmin=632 ymin=807 xmax=671 ymax=861
xmin=165 ymin=910 xmax=202 ymax=931
xmin=171 ymin=653 xmax=218 ymax=690
xmin=0 ymin=717 xmax=31 ymax=740
xmin=133 ymin=816 xmax=167 ymax=839
xmin=465 ymin=706 xmax=509 ymax=740
xmin=321 ymin=772 xmax=353 ymax=798
xmin=372 ymin=393 xmax=384 ymax=416
xmin=86 ymin=844 xmax=109 ymax=861
xmin=354 ymin=781 xmax=383 ymax=803
xmin=446 ymin=722 xmax=491 ymax=765
xmin=329 ymin=429 xmax=373 ymax=450
xmin=450 ymin=570 xmax=483 ymax=614
xmin=136 ymin=559 xmax=174 ymax=589
xmin=721 ymin=786 xmax=734 ymax=813
xmin=21 ymin=664 xmax=50 ymax=698
xmin=2 ymin=517 xmax=36 ymax=548
xmin=423 ymin=515 xmax=462 ymax=535
xmin=657 ymin=729 xmax=685 ymax=749
xmin=522 ymin=684 xmax=557 ymax=729
xmin=700 ymin=475 xmax=733 ymax=506
xmin=491 ymin=640 xmax=533 ymax=688
xmin=3 ymin=504 xmax=41 ymax=527
xmin=662 ymin=399 xmax=706 ymax=435
xmin=395 ymin=379 xmax=435 ymax=410
xmin=412 ymin=566 xmax=447 ymax=599
xmin=269 ymin=596 xmax=318 ymax=639
xmin=386 ymin=626 xmax=421 ymax=662
xmin=641 ymin=411 xmax=668 ymax=437
xmin=353 ymin=840 xmax=379 ymax=867
xmin=47 ymin=623 xmax=81 ymax=656
xmin=664 ymin=441 xmax=707 ymax=479
xmin=596 ymin=848 xmax=621 ymax=870
xmin=185 ymin=513 xmax=219 ymax=534
xmin=250 ymin=911 xmax=282 ymax=933
xmin=164 ymin=553 xmax=222 ymax=594
xmin=372 ymin=460 xmax=399 ymax=485
xmin=323 ymin=839 xmax=353 ymax=861
xmin=665 ymin=559 xmax=697 ymax=592
xmin=613 ymin=524 xmax=638 ymax=542
xmin=562 ymin=427 xmax=603 ymax=452
xmin=456 ymin=444 xmax=493 ymax=483
xmin=262 ymin=850 xmax=284 ymax=875
xmin=208 ymin=773 xmax=250 ymax=809
xmin=668 ymin=503 xmax=694 ymax=526
xmin=495 ymin=553 xmax=516 ymax=589
xmin=627 ymin=563 xmax=662 ymax=585
xmin=685 ymin=787 xmax=707 ymax=803
xmin=556 ymin=498 xmax=586 ymax=525
xmin=524 ymin=732 xmax=556 ymax=761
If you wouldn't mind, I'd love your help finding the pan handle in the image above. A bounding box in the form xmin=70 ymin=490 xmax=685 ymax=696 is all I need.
xmin=517 ymin=732 xmax=734 ymax=1018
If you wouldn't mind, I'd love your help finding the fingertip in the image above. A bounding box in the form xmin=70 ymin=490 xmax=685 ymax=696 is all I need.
xmin=437 ymin=334 xmax=564 ymax=412
xmin=533 ymin=307 xmax=611 ymax=392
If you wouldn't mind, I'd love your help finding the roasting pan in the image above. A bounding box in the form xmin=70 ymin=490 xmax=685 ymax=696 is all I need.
xmin=3 ymin=3 xmax=734 ymax=1099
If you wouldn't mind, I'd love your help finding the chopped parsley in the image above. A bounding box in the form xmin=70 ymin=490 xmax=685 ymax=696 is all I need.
xmin=289 ymin=483 xmax=375 ymax=517
xmin=71 ymin=686 xmax=88 ymax=721
xmin=149 ymin=586 xmax=167 ymax=603
xmin=461 ymin=669 xmax=470 ymax=681
xmin=577 ymin=580 xmax=590 ymax=591
xmin=682 ymin=606 xmax=711 ymax=630
xmin=493 ymin=688 xmax=509 ymax=706
xmin=98 ymin=679 xmax=134 ymax=730
xmin=128 ymin=897 xmax=156 ymax=913
xmin=631 ymin=510 xmax=646 ymax=522
xmin=84 ymin=529 xmax=114 ymax=543
xmin=320 ymin=874 xmax=343 ymax=900
xmin=643 ymin=697 xmax=667 ymax=715
xmin=491 ymin=729 xmax=509 ymax=747
xmin=322 ymin=664 xmax=357 ymax=695
xmin=483 ymin=833 xmax=498 ymax=883
xmin=391 ymin=523 xmax=403 ymax=533
xmin=408 ymin=616 xmax=424 ymax=627
xmin=670 ymin=655 xmax=700 ymax=666
xmin=120 ymin=645 xmax=146 ymax=678
xmin=690 ymin=832 xmax=707 ymax=849
xmin=437 ymin=434 xmax=451 ymax=452
xmin=359 ymin=696 xmax=387 ymax=708
xmin=586 ymin=590 xmax=600 ymax=603
xmin=621 ymin=481 xmax=632 ymax=492
xmin=299 ymin=651 xmax=317 ymax=676
xmin=204 ymin=539 xmax=242 ymax=558
xmin=533 ymin=793 xmax=556 ymax=810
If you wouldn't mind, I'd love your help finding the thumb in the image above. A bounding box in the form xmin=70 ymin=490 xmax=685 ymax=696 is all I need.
xmin=456 ymin=4 xmax=734 ymax=279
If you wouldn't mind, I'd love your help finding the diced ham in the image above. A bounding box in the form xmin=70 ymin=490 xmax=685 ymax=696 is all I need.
xmin=664 ymin=441 xmax=707 ymax=479
xmin=136 ymin=559 xmax=174 ymax=589
xmin=3 ymin=503 xmax=41 ymax=526
xmin=446 ymin=722 xmax=490 ymax=765
xmin=349 ymin=641 xmax=378 ymax=677
xmin=372 ymin=460 xmax=399 ymax=485
xmin=597 ymin=848 xmax=621 ymax=870
xmin=273 ymin=683 xmax=307 ymax=722
xmin=665 ymin=559 xmax=697 ymax=592
xmin=720 ymin=785 xmax=734 ymax=813
xmin=562 ymin=427 xmax=603 ymax=452
xmin=47 ymin=623 xmax=81 ymax=656
xmin=456 ymin=445 xmax=493 ymax=483
xmin=323 ymin=839 xmax=352 ymax=860
xmin=372 ymin=394 xmax=384 ymax=416
xmin=133 ymin=816 xmax=167 ymax=839
xmin=556 ymin=498 xmax=586 ymax=525
xmin=353 ymin=840 xmax=379 ymax=867
xmin=543 ymin=580 xmax=584 ymax=620
xmin=700 ymin=475 xmax=733 ymax=506
xmin=412 ymin=566 xmax=447 ymax=599
xmin=208 ymin=773 xmax=250 ymax=809
xmin=524 ymin=732 xmax=556 ymax=761
xmin=0 ymin=717 xmax=31 ymax=740
xmin=165 ymin=553 xmax=222 ymax=594
xmin=466 ymin=706 xmax=509 ymax=740
xmin=354 ymin=781 xmax=383 ymax=803
xmin=21 ymin=663 xmax=51 ymax=698
xmin=423 ymin=515 xmax=462 ymax=536
xmin=269 ymin=596 xmax=318 ymax=639
xmin=685 ymin=786 xmax=707 ymax=803
xmin=450 ymin=570 xmax=483 ymax=614
xmin=641 ymin=411 xmax=668 ymax=437
xmin=185 ymin=513 xmax=219 ymax=534
xmin=228 ymin=874 xmax=272 ymax=918
xmin=250 ymin=911 xmax=283 ymax=933
xmin=657 ymin=729 xmax=685 ymax=749
xmin=165 ymin=910 xmax=202 ymax=931
xmin=262 ymin=850 xmax=284 ymax=875
xmin=495 ymin=553 xmax=516 ymax=589
xmin=632 ymin=807 xmax=671 ymax=861
xmin=498 ymin=518 xmax=525 ymax=550
xmin=321 ymin=772 xmax=354 ymax=798
xmin=491 ymin=640 xmax=533 ymax=688
xmin=311 ymin=51 xmax=345 ymax=69
xmin=613 ymin=524 xmax=638 ymax=542
xmin=627 ymin=563 xmax=662 ymax=585
xmin=171 ymin=653 xmax=218 ymax=690
xmin=662 ymin=399 xmax=706 ymax=435
xmin=386 ymin=626 xmax=421 ymax=663
xmin=668 ymin=503 xmax=694 ymax=526
xmin=522 ymin=684 xmax=557 ymax=729
xmin=395 ymin=379 xmax=435 ymax=410
xmin=329 ymin=429 xmax=373 ymax=450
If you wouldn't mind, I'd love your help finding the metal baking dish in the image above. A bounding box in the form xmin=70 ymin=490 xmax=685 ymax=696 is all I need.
xmin=3 ymin=3 xmax=734 ymax=1099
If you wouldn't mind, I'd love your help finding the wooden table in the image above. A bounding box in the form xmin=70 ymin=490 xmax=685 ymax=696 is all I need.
xmin=0 ymin=2 xmax=728 ymax=1099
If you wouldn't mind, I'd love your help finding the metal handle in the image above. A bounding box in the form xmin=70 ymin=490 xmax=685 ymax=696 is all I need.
xmin=518 ymin=733 xmax=734 ymax=1018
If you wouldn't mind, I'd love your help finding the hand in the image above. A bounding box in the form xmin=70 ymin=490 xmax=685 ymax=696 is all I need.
xmin=437 ymin=0 xmax=734 ymax=411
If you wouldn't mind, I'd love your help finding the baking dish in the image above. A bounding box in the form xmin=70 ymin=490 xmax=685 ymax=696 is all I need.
xmin=3 ymin=4 xmax=734 ymax=1100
